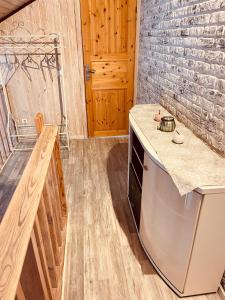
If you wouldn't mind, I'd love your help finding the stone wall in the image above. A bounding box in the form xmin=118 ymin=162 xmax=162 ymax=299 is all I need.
xmin=137 ymin=0 xmax=225 ymax=156
xmin=137 ymin=0 xmax=225 ymax=289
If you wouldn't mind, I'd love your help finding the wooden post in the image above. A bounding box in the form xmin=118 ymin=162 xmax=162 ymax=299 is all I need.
xmin=54 ymin=135 xmax=67 ymax=218
xmin=33 ymin=218 xmax=54 ymax=300
xmin=19 ymin=237 xmax=50 ymax=300
xmin=35 ymin=113 xmax=44 ymax=135
xmin=37 ymin=196 xmax=59 ymax=288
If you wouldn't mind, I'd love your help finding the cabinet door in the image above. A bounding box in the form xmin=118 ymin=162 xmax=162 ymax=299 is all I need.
xmin=139 ymin=153 xmax=201 ymax=293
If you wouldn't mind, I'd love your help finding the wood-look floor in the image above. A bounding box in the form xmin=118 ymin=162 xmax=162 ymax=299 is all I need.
xmin=0 ymin=150 xmax=29 ymax=221
xmin=61 ymin=139 xmax=220 ymax=300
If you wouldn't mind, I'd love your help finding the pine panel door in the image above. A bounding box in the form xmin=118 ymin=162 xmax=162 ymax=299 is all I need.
xmin=80 ymin=0 xmax=137 ymax=137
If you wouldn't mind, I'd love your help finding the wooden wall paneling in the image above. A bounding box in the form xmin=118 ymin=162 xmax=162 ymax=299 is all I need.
xmin=73 ymin=0 xmax=87 ymax=137
xmin=0 ymin=0 xmax=34 ymax=21
xmin=7 ymin=51 xmax=60 ymax=127
xmin=0 ymin=0 xmax=87 ymax=139
xmin=80 ymin=0 xmax=93 ymax=136
xmin=45 ymin=1 xmax=60 ymax=125
xmin=58 ymin=0 xmax=87 ymax=139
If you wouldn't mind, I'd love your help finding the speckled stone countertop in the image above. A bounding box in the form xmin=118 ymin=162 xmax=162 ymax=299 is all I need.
xmin=130 ymin=104 xmax=225 ymax=195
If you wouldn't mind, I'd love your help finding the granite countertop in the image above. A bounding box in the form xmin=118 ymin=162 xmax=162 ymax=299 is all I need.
xmin=130 ymin=104 xmax=225 ymax=195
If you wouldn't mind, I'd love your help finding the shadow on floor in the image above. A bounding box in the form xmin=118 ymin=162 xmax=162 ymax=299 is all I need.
xmin=107 ymin=142 xmax=155 ymax=276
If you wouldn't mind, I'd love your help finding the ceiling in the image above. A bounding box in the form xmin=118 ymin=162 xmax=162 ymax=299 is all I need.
xmin=0 ymin=0 xmax=35 ymax=22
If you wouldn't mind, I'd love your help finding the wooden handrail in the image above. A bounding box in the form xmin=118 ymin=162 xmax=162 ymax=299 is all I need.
xmin=0 ymin=116 xmax=67 ymax=300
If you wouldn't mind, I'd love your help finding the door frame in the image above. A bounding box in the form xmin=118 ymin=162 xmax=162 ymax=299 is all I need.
xmin=134 ymin=0 xmax=141 ymax=104
xmin=80 ymin=0 xmax=141 ymax=137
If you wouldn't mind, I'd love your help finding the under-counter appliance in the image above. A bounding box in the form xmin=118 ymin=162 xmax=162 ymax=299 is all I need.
xmin=128 ymin=123 xmax=225 ymax=297
xmin=128 ymin=130 xmax=144 ymax=229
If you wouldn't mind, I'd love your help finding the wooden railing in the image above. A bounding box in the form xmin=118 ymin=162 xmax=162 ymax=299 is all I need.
xmin=0 ymin=86 xmax=11 ymax=169
xmin=0 ymin=113 xmax=67 ymax=300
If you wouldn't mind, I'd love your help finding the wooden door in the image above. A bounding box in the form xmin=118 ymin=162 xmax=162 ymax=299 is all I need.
xmin=80 ymin=0 xmax=137 ymax=137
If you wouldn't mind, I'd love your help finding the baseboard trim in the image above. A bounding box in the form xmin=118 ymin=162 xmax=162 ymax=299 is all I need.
xmin=218 ymin=285 xmax=225 ymax=300
xmin=69 ymin=135 xmax=129 ymax=140
xmin=70 ymin=135 xmax=87 ymax=140
xmin=91 ymin=135 xmax=129 ymax=140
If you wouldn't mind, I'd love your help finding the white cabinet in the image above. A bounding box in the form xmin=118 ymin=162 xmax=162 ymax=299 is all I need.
xmin=128 ymin=122 xmax=225 ymax=297
xmin=139 ymin=153 xmax=201 ymax=293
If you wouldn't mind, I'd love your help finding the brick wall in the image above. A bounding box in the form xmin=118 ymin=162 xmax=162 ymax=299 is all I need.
xmin=136 ymin=0 xmax=225 ymax=156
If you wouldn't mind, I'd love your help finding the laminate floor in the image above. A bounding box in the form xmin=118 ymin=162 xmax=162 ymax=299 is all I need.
xmin=61 ymin=139 xmax=220 ymax=300
xmin=0 ymin=139 xmax=65 ymax=222
xmin=0 ymin=150 xmax=30 ymax=221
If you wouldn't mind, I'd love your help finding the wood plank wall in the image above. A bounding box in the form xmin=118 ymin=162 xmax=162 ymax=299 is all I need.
xmin=0 ymin=0 xmax=87 ymax=139
xmin=0 ymin=0 xmax=33 ymax=21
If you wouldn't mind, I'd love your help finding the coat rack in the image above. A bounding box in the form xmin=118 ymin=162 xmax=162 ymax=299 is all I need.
xmin=0 ymin=24 xmax=69 ymax=152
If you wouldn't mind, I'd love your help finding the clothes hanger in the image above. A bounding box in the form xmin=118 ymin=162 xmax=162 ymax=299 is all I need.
xmin=1 ymin=54 xmax=9 ymax=80
xmin=48 ymin=55 xmax=57 ymax=69
xmin=5 ymin=55 xmax=20 ymax=84
xmin=1 ymin=54 xmax=20 ymax=84
xmin=21 ymin=54 xmax=39 ymax=70
xmin=40 ymin=54 xmax=53 ymax=82
xmin=21 ymin=54 xmax=39 ymax=81
xmin=40 ymin=55 xmax=47 ymax=81
xmin=21 ymin=60 xmax=32 ymax=81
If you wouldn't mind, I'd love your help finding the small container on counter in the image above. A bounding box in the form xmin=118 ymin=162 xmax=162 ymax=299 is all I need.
xmin=157 ymin=116 xmax=176 ymax=132
xmin=172 ymin=130 xmax=184 ymax=144
xmin=154 ymin=110 xmax=163 ymax=122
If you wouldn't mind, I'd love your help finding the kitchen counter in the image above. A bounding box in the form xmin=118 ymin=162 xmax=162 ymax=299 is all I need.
xmin=130 ymin=104 xmax=225 ymax=195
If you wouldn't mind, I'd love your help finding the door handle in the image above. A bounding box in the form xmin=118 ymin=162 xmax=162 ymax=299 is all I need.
xmin=85 ymin=64 xmax=96 ymax=81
